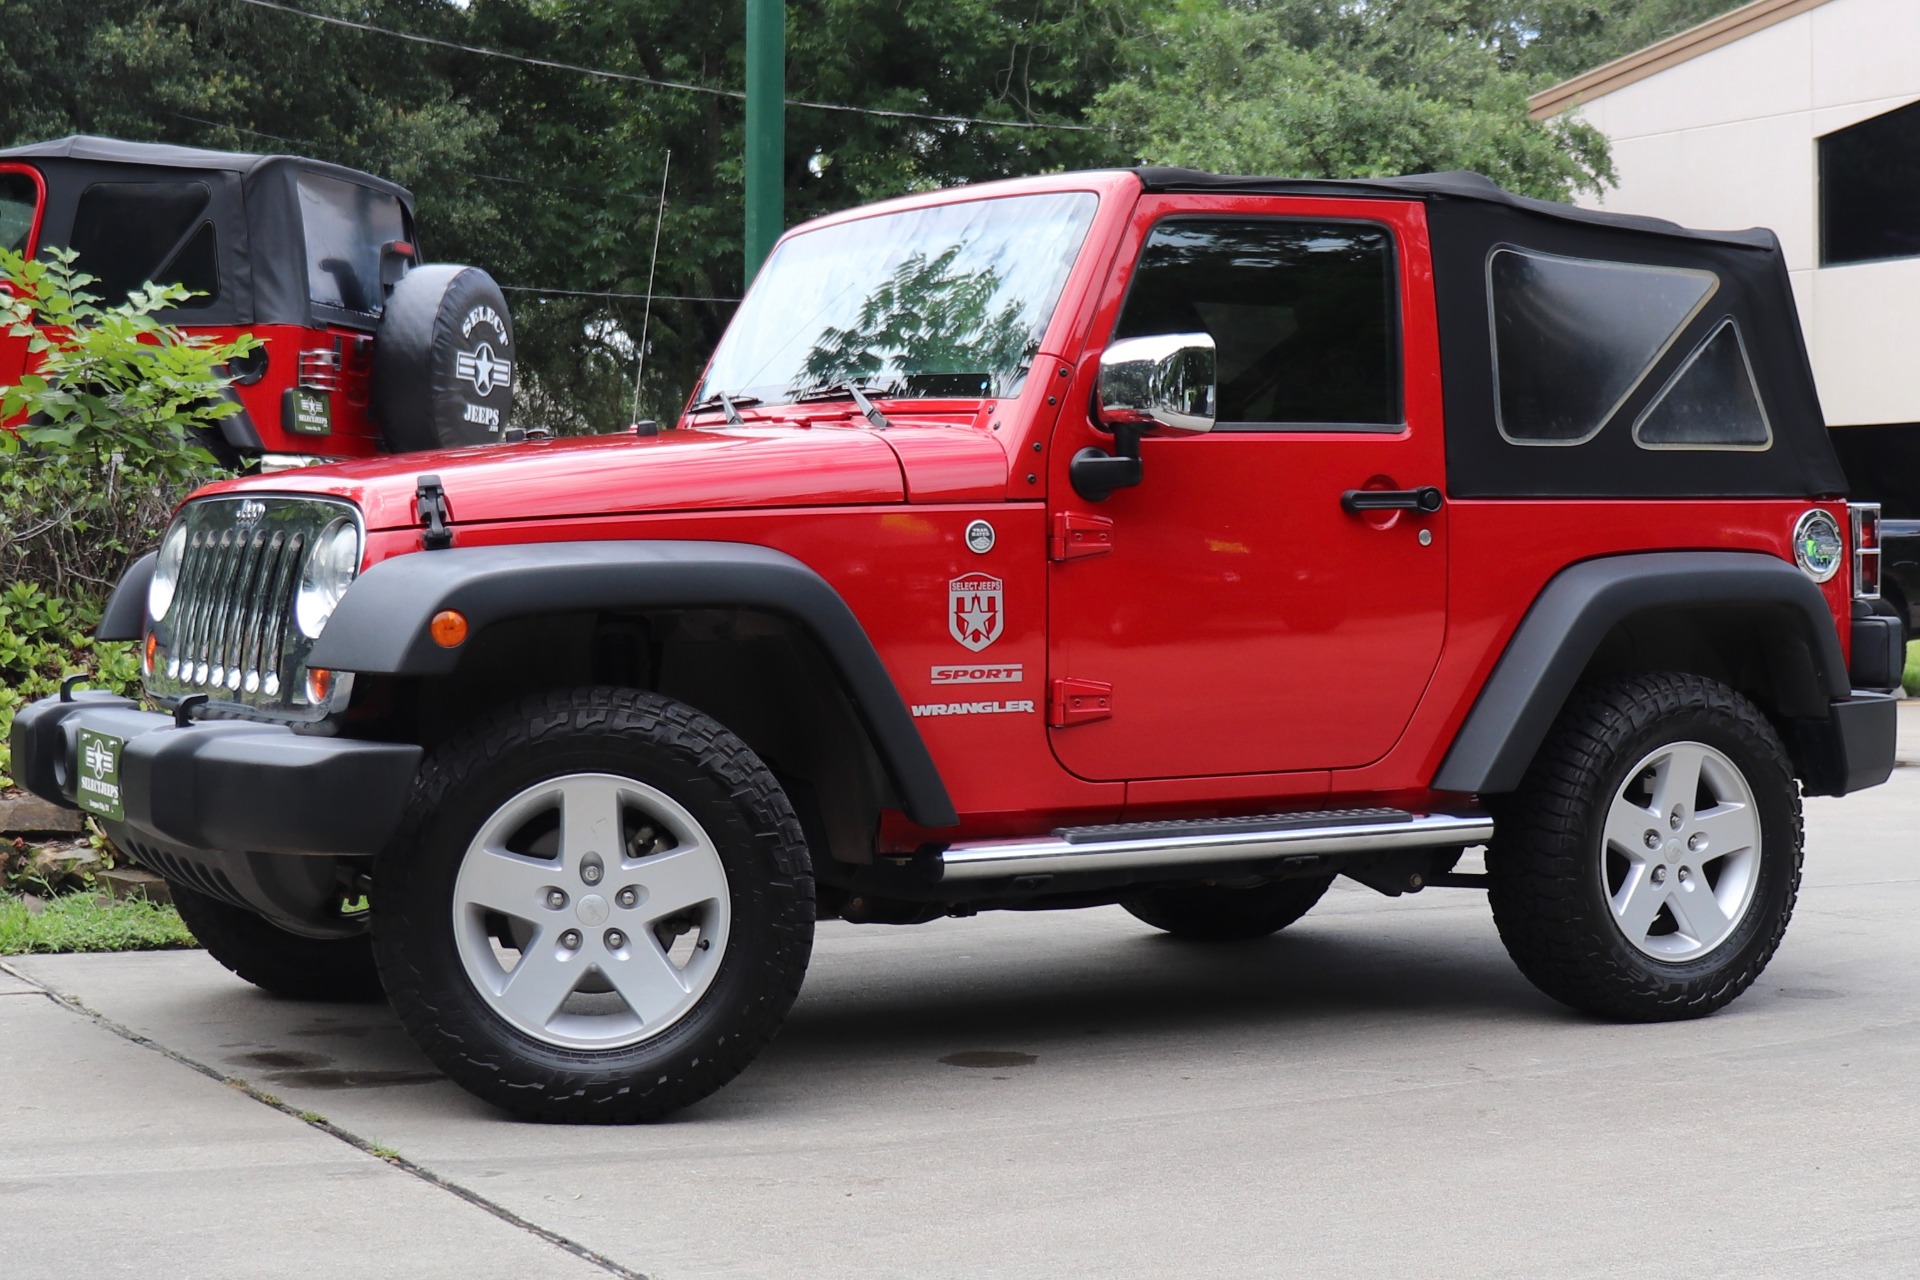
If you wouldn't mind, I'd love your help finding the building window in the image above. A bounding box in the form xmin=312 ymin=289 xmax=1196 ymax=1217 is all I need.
xmin=1487 ymin=247 xmax=1717 ymax=446
xmin=1820 ymin=99 xmax=1920 ymax=267
xmin=1113 ymin=219 xmax=1400 ymax=429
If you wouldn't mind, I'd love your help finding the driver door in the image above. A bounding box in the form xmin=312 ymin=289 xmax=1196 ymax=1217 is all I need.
xmin=1046 ymin=194 xmax=1447 ymax=783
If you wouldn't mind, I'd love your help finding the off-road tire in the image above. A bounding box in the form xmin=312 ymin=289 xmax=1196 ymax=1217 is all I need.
xmin=1487 ymin=672 xmax=1801 ymax=1022
xmin=170 ymin=884 xmax=383 ymax=1002
xmin=372 ymin=687 xmax=814 ymax=1123
xmin=1123 ymin=875 xmax=1336 ymax=941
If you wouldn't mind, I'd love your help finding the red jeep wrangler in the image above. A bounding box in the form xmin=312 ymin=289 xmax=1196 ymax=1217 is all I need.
xmin=11 ymin=168 xmax=1901 ymax=1122
xmin=0 ymin=136 xmax=515 ymax=464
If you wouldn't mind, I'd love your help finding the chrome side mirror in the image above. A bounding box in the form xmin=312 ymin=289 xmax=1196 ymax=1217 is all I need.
xmin=1096 ymin=332 xmax=1217 ymax=435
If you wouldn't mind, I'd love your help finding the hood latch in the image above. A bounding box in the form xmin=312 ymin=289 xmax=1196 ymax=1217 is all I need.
xmin=416 ymin=475 xmax=453 ymax=550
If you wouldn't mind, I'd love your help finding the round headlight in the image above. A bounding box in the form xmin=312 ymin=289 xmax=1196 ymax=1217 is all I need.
xmin=1793 ymin=509 xmax=1844 ymax=583
xmin=147 ymin=521 xmax=189 ymax=622
xmin=295 ymin=519 xmax=361 ymax=639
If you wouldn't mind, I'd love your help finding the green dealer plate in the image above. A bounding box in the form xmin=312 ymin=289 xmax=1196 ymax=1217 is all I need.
xmin=74 ymin=728 xmax=125 ymax=822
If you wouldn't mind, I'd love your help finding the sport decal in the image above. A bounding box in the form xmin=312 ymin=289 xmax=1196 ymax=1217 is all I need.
xmin=948 ymin=573 xmax=1003 ymax=652
xmin=931 ymin=663 xmax=1023 ymax=685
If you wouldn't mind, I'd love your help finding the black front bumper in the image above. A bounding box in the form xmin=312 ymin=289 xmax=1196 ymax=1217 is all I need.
xmin=9 ymin=692 xmax=421 ymax=857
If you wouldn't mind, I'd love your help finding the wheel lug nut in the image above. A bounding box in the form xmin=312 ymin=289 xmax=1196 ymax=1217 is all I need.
xmin=582 ymin=864 xmax=603 ymax=885
xmin=559 ymin=929 xmax=582 ymax=950
xmin=1677 ymin=867 xmax=1691 ymax=884
xmin=605 ymin=930 xmax=626 ymax=950
xmin=1687 ymin=833 xmax=1706 ymax=853
xmin=547 ymin=889 xmax=567 ymax=910
xmin=1643 ymin=830 xmax=1660 ymax=850
xmin=1652 ymin=865 xmax=1667 ymax=884
xmin=1669 ymin=808 xmax=1684 ymax=830
xmin=616 ymin=887 xmax=637 ymax=909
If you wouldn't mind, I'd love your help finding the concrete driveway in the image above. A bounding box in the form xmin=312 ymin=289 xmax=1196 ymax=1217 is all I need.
xmin=8 ymin=716 xmax=1920 ymax=1279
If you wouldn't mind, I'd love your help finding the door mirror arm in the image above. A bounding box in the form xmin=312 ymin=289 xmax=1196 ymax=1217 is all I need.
xmin=1070 ymin=333 xmax=1216 ymax=503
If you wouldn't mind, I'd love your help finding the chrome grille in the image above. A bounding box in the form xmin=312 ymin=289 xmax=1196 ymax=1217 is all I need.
xmin=166 ymin=525 xmax=305 ymax=696
xmin=146 ymin=495 xmax=361 ymax=720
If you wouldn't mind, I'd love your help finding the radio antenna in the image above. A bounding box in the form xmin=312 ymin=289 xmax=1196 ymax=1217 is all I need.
xmin=629 ymin=149 xmax=672 ymax=427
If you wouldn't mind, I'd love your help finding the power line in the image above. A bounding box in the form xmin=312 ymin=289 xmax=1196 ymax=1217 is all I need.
xmin=231 ymin=0 xmax=1104 ymax=133
xmin=500 ymin=285 xmax=739 ymax=303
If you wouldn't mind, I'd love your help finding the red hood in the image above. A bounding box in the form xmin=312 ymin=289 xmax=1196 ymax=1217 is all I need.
xmin=197 ymin=422 xmax=1008 ymax=529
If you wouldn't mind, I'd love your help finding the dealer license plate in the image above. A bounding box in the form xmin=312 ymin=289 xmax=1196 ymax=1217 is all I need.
xmin=74 ymin=728 xmax=125 ymax=822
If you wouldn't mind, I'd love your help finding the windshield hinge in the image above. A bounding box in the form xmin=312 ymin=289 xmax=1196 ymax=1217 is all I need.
xmin=1050 ymin=511 xmax=1114 ymax=561
xmin=416 ymin=475 xmax=453 ymax=550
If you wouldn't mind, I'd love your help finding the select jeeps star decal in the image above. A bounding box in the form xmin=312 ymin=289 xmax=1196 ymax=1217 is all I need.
xmin=456 ymin=342 xmax=512 ymax=397
xmin=948 ymin=573 xmax=1003 ymax=652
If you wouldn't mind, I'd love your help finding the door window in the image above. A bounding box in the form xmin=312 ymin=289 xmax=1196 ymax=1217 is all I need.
xmin=0 ymin=172 xmax=37 ymax=254
xmin=1113 ymin=219 xmax=1399 ymax=429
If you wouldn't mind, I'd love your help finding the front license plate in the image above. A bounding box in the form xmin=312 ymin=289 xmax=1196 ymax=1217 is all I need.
xmin=74 ymin=728 xmax=125 ymax=822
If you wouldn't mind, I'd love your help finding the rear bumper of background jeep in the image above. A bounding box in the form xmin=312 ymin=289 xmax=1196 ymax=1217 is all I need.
xmin=9 ymin=692 xmax=420 ymax=857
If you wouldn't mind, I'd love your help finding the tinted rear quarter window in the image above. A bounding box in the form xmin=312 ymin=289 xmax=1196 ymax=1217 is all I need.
xmin=1488 ymin=248 xmax=1716 ymax=445
xmin=1115 ymin=219 xmax=1399 ymax=428
xmin=69 ymin=181 xmax=219 ymax=307
xmin=298 ymin=171 xmax=406 ymax=315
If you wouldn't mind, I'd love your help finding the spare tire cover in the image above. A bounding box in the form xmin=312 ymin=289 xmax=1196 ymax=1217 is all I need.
xmin=371 ymin=264 xmax=515 ymax=452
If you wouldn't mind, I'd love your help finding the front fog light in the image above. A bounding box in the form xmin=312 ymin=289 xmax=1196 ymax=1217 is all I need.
xmin=295 ymin=518 xmax=361 ymax=638
xmin=147 ymin=521 xmax=189 ymax=622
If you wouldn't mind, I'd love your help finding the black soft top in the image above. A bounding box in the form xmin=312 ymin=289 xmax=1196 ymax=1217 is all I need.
xmin=0 ymin=135 xmax=414 ymax=330
xmin=1128 ymin=166 xmax=1846 ymax=499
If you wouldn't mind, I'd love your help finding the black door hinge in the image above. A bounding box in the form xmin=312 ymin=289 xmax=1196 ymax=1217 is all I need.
xmin=416 ymin=474 xmax=453 ymax=550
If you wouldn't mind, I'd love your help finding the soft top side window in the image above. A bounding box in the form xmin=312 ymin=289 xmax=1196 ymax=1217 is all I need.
xmin=1633 ymin=318 xmax=1772 ymax=451
xmin=69 ymin=181 xmax=219 ymax=308
xmin=1114 ymin=218 xmax=1400 ymax=430
xmin=0 ymin=171 xmax=38 ymax=255
xmin=1488 ymin=247 xmax=1717 ymax=446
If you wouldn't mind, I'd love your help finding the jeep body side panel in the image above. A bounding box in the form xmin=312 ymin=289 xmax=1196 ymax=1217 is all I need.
xmin=1434 ymin=550 xmax=1849 ymax=794
xmin=308 ymin=539 xmax=959 ymax=828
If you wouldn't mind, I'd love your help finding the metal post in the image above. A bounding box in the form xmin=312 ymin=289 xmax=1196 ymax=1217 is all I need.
xmin=744 ymin=0 xmax=784 ymax=283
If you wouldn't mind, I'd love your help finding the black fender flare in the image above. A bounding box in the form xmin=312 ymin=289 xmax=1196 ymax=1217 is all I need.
xmin=97 ymin=550 xmax=157 ymax=642
xmin=1434 ymin=551 xmax=1850 ymax=795
xmin=306 ymin=540 xmax=958 ymax=828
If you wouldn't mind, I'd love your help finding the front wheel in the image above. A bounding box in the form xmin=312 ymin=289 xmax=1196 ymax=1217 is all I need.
xmin=1488 ymin=672 xmax=1802 ymax=1021
xmin=372 ymin=688 xmax=814 ymax=1122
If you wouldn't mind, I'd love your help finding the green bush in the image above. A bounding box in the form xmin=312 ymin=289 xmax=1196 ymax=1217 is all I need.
xmin=0 ymin=246 xmax=253 ymax=787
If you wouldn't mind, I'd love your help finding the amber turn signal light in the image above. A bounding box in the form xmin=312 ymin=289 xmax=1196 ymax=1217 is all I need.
xmin=306 ymin=667 xmax=333 ymax=704
xmin=430 ymin=610 xmax=469 ymax=648
xmin=144 ymin=631 xmax=159 ymax=674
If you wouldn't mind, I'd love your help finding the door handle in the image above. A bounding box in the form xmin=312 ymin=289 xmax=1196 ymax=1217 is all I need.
xmin=1341 ymin=486 xmax=1443 ymax=514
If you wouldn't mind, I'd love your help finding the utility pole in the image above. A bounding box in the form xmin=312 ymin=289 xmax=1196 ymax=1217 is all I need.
xmin=744 ymin=0 xmax=784 ymax=283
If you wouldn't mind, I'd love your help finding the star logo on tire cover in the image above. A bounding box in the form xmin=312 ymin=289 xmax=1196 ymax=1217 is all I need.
xmin=456 ymin=343 xmax=512 ymax=397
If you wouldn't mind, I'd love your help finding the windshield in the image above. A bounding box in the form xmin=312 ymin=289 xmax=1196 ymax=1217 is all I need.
xmin=699 ymin=191 xmax=1099 ymax=406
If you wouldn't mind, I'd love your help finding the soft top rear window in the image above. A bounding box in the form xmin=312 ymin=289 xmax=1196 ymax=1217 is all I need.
xmin=1488 ymin=247 xmax=1718 ymax=446
xmin=298 ymin=171 xmax=406 ymax=315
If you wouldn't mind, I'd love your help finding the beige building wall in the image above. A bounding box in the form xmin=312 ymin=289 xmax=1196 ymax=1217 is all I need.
xmin=1548 ymin=0 xmax=1920 ymax=427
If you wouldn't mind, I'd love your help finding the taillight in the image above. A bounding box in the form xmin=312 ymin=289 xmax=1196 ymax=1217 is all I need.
xmin=1851 ymin=502 xmax=1881 ymax=599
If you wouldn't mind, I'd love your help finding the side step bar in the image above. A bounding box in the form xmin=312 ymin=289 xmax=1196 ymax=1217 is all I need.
xmin=936 ymin=809 xmax=1493 ymax=883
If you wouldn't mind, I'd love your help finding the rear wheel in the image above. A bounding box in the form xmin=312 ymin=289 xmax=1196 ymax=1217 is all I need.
xmin=1124 ymin=876 xmax=1335 ymax=941
xmin=170 ymin=884 xmax=382 ymax=1002
xmin=1488 ymin=673 xmax=1801 ymax=1021
xmin=372 ymin=687 xmax=814 ymax=1123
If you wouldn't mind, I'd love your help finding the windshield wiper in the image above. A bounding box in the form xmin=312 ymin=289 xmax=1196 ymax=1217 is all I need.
xmin=792 ymin=381 xmax=892 ymax=430
xmin=687 ymin=391 xmax=759 ymax=425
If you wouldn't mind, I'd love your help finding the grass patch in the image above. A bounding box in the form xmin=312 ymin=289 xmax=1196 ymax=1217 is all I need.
xmin=0 ymin=891 xmax=196 ymax=955
xmin=1905 ymin=641 xmax=1920 ymax=697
